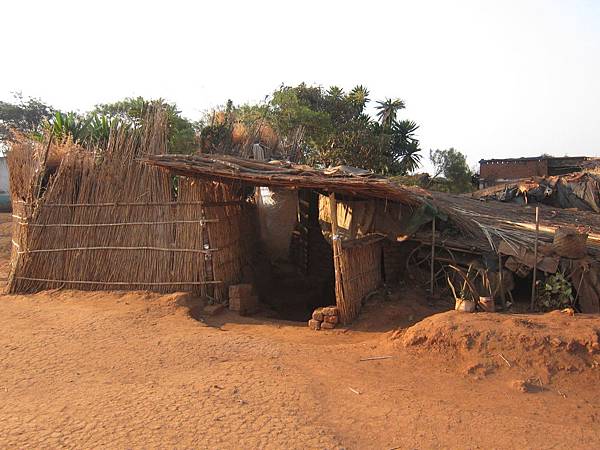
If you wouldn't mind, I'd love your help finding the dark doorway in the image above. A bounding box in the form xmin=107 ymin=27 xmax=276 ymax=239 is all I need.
xmin=254 ymin=189 xmax=335 ymax=321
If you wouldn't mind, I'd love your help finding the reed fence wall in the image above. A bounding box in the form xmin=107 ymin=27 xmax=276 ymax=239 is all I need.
xmin=7 ymin=110 xmax=249 ymax=299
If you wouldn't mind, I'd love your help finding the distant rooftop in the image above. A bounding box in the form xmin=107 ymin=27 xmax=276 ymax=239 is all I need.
xmin=479 ymin=156 xmax=591 ymax=164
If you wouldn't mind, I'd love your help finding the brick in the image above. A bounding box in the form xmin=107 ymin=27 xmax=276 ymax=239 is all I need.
xmin=229 ymin=295 xmax=258 ymax=312
xmin=203 ymin=303 xmax=225 ymax=316
xmin=323 ymin=315 xmax=338 ymax=324
xmin=228 ymin=297 xmax=242 ymax=311
xmin=321 ymin=306 xmax=338 ymax=316
xmin=308 ymin=319 xmax=321 ymax=330
xmin=320 ymin=321 xmax=336 ymax=330
xmin=228 ymin=284 xmax=253 ymax=299
xmin=312 ymin=308 xmax=324 ymax=321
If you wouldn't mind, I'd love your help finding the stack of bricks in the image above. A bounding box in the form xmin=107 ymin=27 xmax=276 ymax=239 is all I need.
xmin=228 ymin=284 xmax=258 ymax=315
xmin=308 ymin=306 xmax=339 ymax=330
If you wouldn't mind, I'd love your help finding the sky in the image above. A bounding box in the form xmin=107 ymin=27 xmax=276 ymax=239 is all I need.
xmin=1 ymin=0 xmax=599 ymax=172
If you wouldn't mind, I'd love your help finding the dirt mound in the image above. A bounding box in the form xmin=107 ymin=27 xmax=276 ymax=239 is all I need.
xmin=393 ymin=310 xmax=600 ymax=382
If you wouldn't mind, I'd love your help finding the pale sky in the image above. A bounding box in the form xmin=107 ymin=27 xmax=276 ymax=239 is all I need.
xmin=1 ymin=0 xmax=599 ymax=172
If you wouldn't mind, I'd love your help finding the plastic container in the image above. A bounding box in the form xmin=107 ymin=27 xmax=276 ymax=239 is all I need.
xmin=455 ymin=298 xmax=476 ymax=312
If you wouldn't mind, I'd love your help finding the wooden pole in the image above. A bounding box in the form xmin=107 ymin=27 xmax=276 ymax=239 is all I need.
xmin=329 ymin=193 xmax=347 ymax=322
xmin=498 ymin=252 xmax=506 ymax=308
xmin=430 ymin=216 xmax=436 ymax=296
xmin=530 ymin=206 xmax=540 ymax=310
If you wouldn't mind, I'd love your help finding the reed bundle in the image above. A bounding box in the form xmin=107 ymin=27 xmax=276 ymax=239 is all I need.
xmin=338 ymin=239 xmax=382 ymax=323
xmin=7 ymin=108 xmax=249 ymax=298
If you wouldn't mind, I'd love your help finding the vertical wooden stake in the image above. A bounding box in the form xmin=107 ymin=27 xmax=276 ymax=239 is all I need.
xmin=498 ymin=252 xmax=506 ymax=308
xmin=329 ymin=193 xmax=347 ymax=322
xmin=530 ymin=206 xmax=540 ymax=310
xmin=430 ymin=216 xmax=436 ymax=296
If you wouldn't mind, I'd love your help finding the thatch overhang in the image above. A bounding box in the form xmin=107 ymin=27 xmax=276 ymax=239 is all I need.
xmin=143 ymin=154 xmax=429 ymax=206
xmin=427 ymin=192 xmax=600 ymax=258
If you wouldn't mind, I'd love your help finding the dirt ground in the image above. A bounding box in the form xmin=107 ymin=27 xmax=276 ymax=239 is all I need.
xmin=1 ymin=212 xmax=600 ymax=449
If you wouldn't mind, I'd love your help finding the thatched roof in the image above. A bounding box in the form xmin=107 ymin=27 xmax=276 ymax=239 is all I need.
xmin=144 ymin=153 xmax=600 ymax=257
xmin=424 ymin=192 xmax=600 ymax=258
xmin=144 ymin=154 xmax=428 ymax=206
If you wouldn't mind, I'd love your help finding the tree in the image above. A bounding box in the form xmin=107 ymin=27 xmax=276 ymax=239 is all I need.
xmin=348 ymin=85 xmax=370 ymax=112
xmin=0 ymin=92 xmax=54 ymax=144
xmin=375 ymin=98 xmax=405 ymax=129
xmin=389 ymin=120 xmax=422 ymax=173
xmin=202 ymin=84 xmax=423 ymax=175
xmin=429 ymin=148 xmax=474 ymax=193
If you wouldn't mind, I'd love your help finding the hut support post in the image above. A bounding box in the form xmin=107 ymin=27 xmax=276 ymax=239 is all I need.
xmin=498 ymin=252 xmax=505 ymax=308
xmin=530 ymin=206 xmax=540 ymax=310
xmin=329 ymin=193 xmax=347 ymax=323
xmin=430 ymin=216 xmax=436 ymax=295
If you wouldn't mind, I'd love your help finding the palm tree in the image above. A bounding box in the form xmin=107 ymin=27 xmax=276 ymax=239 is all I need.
xmin=398 ymin=141 xmax=422 ymax=174
xmin=390 ymin=120 xmax=422 ymax=174
xmin=375 ymin=98 xmax=405 ymax=129
xmin=392 ymin=119 xmax=419 ymax=142
xmin=349 ymin=85 xmax=370 ymax=112
xmin=326 ymin=86 xmax=344 ymax=101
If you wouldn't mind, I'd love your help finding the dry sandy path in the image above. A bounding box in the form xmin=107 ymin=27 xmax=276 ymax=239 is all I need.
xmin=1 ymin=290 xmax=599 ymax=449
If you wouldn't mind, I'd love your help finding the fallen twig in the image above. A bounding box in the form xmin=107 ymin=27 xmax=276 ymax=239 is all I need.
xmin=359 ymin=356 xmax=393 ymax=362
xmin=498 ymin=353 xmax=512 ymax=367
xmin=349 ymin=387 xmax=361 ymax=395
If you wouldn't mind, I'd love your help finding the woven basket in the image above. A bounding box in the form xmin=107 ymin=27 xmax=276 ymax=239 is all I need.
xmin=552 ymin=227 xmax=588 ymax=259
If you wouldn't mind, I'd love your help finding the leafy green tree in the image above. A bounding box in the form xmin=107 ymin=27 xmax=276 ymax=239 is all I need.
xmin=429 ymin=148 xmax=474 ymax=193
xmin=200 ymin=83 xmax=424 ymax=175
xmin=269 ymin=85 xmax=332 ymax=148
xmin=0 ymin=92 xmax=54 ymax=143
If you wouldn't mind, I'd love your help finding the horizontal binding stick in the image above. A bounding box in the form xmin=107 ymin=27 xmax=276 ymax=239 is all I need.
xmin=15 ymin=219 xmax=219 ymax=228
xmin=15 ymin=200 xmax=246 ymax=207
xmin=17 ymin=246 xmax=219 ymax=254
xmin=15 ymin=277 xmax=223 ymax=285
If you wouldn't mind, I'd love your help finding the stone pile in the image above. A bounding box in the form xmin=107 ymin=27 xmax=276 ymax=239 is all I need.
xmin=228 ymin=284 xmax=258 ymax=315
xmin=308 ymin=306 xmax=339 ymax=330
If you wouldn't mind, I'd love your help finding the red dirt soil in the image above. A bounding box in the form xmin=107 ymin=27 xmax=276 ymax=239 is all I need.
xmin=396 ymin=310 xmax=600 ymax=385
xmin=1 ymin=212 xmax=600 ymax=448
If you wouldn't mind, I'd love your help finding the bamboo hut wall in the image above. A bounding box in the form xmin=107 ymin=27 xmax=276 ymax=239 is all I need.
xmin=7 ymin=111 xmax=249 ymax=297
xmin=338 ymin=240 xmax=383 ymax=322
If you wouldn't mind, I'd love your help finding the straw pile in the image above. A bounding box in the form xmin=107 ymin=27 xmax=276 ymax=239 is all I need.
xmin=7 ymin=108 xmax=249 ymax=299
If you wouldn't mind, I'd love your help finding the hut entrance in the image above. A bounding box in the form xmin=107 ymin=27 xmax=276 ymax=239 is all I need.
xmin=253 ymin=188 xmax=335 ymax=321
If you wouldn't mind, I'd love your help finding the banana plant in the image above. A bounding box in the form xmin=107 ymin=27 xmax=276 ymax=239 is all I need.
xmin=43 ymin=111 xmax=127 ymax=147
xmin=44 ymin=111 xmax=92 ymax=144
